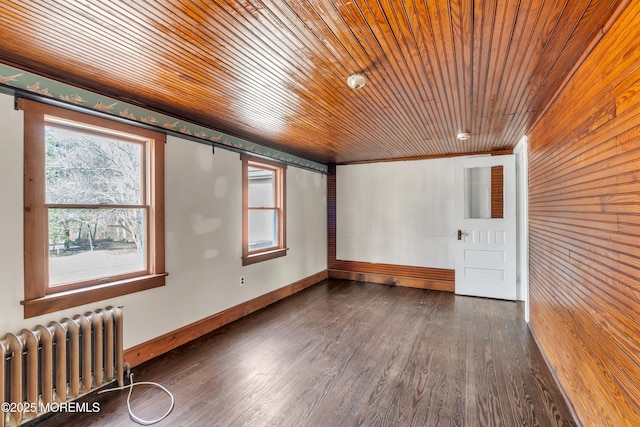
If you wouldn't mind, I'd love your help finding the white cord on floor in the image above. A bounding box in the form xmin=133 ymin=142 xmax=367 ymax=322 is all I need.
xmin=98 ymin=373 xmax=175 ymax=425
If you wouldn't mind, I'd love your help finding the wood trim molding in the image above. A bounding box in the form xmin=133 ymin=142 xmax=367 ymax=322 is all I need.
xmin=329 ymin=269 xmax=454 ymax=292
xmin=338 ymin=149 xmax=513 ymax=166
xmin=124 ymin=270 xmax=328 ymax=368
xmin=22 ymin=273 xmax=167 ymax=319
xmin=329 ymin=260 xmax=454 ymax=282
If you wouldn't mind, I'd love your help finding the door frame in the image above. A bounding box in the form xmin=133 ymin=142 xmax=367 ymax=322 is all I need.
xmin=514 ymin=136 xmax=529 ymax=320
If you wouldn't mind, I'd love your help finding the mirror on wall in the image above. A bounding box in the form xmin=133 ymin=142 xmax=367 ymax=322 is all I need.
xmin=464 ymin=165 xmax=504 ymax=219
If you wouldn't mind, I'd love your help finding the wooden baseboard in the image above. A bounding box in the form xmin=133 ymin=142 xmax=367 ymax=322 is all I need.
xmin=329 ymin=269 xmax=454 ymax=292
xmin=124 ymin=270 xmax=328 ymax=368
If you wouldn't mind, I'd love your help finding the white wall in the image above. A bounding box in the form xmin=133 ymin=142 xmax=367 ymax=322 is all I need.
xmin=0 ymin=93 xmax=327 ymax=349
xmin=336 ymin=159 xmax=456 ymax=269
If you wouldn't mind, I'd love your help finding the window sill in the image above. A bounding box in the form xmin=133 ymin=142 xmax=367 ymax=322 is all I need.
xmin=242 ymin=248 xmax=288 ymax=266
xmin=21 ymin=273 xmax=167 ymax=318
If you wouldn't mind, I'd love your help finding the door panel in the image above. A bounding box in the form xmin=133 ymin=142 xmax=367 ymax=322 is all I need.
xmin=455 ymin=155 xmax=516 ymax=300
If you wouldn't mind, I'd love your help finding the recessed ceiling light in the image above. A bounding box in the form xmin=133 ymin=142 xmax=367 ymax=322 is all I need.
xmin=347 ymin=74 xmax=366 ymax=89
xmin=457 ymin=132 xmax=471 ymax=140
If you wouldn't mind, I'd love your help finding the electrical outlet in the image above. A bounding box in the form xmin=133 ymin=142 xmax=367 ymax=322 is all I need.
xmin=240 ymin=276 xmax=245 ymax=286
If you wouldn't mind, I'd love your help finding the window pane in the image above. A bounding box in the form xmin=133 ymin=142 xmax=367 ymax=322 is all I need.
xmin=45 ymin=126 xmax=143 ymax=205
xmin=48 ymin=208 xmax=146 ymax=286
xmin=248 ymin=209 xmax=278 ymax=251
xmin=248 ymin=167 xmax=275 ymax=208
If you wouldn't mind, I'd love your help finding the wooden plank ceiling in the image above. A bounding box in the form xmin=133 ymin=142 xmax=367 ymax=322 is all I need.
xmin=0 ymin=0 xmax=623 ymax=164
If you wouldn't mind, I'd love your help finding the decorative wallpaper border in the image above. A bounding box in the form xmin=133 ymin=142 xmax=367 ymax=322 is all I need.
xmin=0 ymin=64 xmax=328 ymax=174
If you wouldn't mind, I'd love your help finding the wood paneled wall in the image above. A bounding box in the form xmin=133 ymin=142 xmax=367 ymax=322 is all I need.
xmin=327 ymin=164 xmax=454 ymax=291
xmin=528 ymin=2 xmax=640 ymax=425
xmin=491 ymin=166 xmax=504 ymax=219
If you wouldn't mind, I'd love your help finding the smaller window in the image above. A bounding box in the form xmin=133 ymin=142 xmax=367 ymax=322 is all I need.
xmin=242 ymin=155 xmax=287 ymax=265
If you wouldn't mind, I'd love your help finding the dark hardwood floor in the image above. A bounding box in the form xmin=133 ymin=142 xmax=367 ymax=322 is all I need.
xmin=30 ymin=279 xmax=576 ymax=426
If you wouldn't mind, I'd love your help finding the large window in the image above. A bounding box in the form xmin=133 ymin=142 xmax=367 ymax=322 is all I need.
xmin=21 ymin=99 xmax=166 ymax=318
xmin=241 ymin=155 xmax=287 ymax=265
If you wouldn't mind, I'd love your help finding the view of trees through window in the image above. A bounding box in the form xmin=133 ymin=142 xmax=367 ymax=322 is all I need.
xmin=45 ymin=124 xmax=147 ymax=286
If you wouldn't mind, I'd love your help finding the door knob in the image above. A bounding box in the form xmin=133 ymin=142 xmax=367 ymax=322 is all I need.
xmin=457 ymin=230 xmax=462 ymax=240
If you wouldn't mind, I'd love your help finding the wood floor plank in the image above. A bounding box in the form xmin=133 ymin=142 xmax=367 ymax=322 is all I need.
xmin=28 ymin=280 xmax=576 ymax=427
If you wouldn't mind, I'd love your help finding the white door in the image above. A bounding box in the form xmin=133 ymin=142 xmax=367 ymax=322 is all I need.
xmin=454 ymin=155 xmax=516 ymax=300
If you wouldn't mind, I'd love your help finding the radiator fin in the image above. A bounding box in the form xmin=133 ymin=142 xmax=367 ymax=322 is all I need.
xmin=1 ymin=306 xmax=123 ymax=426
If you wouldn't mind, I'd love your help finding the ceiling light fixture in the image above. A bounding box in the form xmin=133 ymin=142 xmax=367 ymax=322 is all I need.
xmin=457 ymin=132 xmax=471 ymax=141
xmin=347 ymin=74 xmax=366 ymax=89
